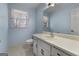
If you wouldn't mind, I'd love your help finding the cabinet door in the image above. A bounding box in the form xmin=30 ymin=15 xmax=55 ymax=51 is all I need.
xmin=33 ymin=39 xmax=38 ymax=56
xmin=38 ymin=40 xmax=51 ymax=56
xmin=52 ymin=46 xmax=69 ymax=56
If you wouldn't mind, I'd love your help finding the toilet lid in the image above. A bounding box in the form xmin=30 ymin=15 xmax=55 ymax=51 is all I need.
xmin=25 ymin=39 xmax=33 ymax=44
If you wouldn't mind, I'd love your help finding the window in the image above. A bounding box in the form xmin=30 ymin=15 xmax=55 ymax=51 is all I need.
xmin=11 ymin=9 xmax=28 ymax=28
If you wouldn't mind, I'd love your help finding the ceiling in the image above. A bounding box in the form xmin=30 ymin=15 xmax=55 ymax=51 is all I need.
xmin=8 ymin=3 xmax=40 ymax=9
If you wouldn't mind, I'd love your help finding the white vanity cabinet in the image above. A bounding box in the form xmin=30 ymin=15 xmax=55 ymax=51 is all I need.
xmin=37 ymin=40 xmax=51 ymax=56
xmin=33 ymin=35 xmax=74 ymax=56
xmin=52 ymin=46 xmax=70 ymax=56
xmin=33 ymin=38 xmax=38 ymax=56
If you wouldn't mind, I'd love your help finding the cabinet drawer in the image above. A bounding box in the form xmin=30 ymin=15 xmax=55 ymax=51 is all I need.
xmin=52 ymin=46 xmax=70 ymax=56
xmin=38 ymin=40 xmax=50 ymax=49
xmin=38 ymin=40 xmax=51 ymax=56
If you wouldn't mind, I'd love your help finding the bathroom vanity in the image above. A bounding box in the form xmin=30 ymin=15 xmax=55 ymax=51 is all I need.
xmin=32 ymin=32 xmax=79 ymax=56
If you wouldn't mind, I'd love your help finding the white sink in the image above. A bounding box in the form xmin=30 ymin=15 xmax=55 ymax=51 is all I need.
xmin=39 ymin=32 xmax=79 ymax=41
xmin=53 ymin=33 xmax=79 ymax=41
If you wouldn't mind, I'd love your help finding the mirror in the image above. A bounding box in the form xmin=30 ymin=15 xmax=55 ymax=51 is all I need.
xmin=42 ymin=3 xmax=55 ymax=33
xmin=42 ymin=5 xmax=54 ymax=36
xmin=42 ymin=15 xmax=48 ymax=31
xmin=42 ymin=8 xmax=49 ymax=32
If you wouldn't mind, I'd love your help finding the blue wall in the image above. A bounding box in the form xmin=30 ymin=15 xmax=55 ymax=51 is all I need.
xmin=49 ymin=3 xmax=79 ymax=34
xmin=8 ymin=4 xmax=36 ymax=47
xmin=0 ymin=4 xmax=8 ymax=53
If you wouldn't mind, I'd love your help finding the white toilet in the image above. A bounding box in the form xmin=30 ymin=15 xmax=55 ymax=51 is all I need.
xmin=25 ymin=39 xmax=33 ymax=45
xmin=23 ymin=39 xmax=33 ymax=56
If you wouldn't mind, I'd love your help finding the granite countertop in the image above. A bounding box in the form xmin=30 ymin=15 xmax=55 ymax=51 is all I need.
xmin=33 ymin=33 xmax=79 ymax=56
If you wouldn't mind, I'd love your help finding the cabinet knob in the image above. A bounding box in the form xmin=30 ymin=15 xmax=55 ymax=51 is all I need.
xmin=57 ymin=53 xmax=61 ymax=56
xmin=41 ymin=49 xmax=44 ymax=55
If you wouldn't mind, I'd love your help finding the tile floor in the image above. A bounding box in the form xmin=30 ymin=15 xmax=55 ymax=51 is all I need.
xmin=8 ymin=44 xmax=33 ymax=56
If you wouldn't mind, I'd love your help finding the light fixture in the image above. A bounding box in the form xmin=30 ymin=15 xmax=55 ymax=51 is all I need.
xmin=46 ymin=3 xmax=55 ymax=7
xmin=50 ymin=3 xmax=55 ymax=7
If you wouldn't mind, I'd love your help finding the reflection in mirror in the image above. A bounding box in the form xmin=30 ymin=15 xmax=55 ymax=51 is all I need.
xmin=42 ymin=3 xmax=55 ymax=36
xmin=43 ymin=16 xmax=48 ymax=27
xmin=42 ymin=15 xmax=48 ymax=31
xmin=42 ymin=9 xmax=49 ymax=32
